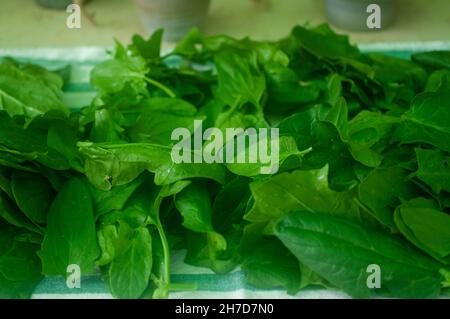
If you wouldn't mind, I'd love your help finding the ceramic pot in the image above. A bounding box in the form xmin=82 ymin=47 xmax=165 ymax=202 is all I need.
xmin=35 ymin=0 xmax=73 ymax=10
xmin=135 ymin=0 xmax=211 ymax=41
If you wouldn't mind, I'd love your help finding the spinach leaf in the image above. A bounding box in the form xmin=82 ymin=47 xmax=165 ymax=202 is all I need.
xmin=213 ymin=50 xmax=267 ymax=131
xmin=11 ymin=171 xmax=53 ymax=224
xmin=0 ymin=167 xmax=13 ymax=199
xmin=414 ymin=148 xmax=450 ymax=193
xmin=0 ymin=59 xmax=67 ymax=119
xmin=174 ymin=182 xmax=230 ymax=273
xmin=212 ymin=176 xmax=251 ymax=232
xmin=90 ymin=176 xmax=145 ymax=219
xmin=226 ymin=135 xmax=304 ymax=177
xmin=108 ymin=225 xmax=152 ymax=299
xmin=291 ymin=24 xmax=360 ymax=60
xmin=91 ymin=43 xmax=149 ymax=95
xmin=246 ymin=166 xmax=361 ymax=225
xmin=0 ymin=227 xmax=42 ymax=298
xmin=240 ymin=224 xmax=301 ymax=294
xmin=275 ymin=211 xmax=444 ymax=298
xmin=130 ymin=29 xmax=164 ymax=60
xmin=394 ymin=198 xmax=450 ymax=263
xmin=127 ymin=98 xmax=199 ymax=145
xmin=39 ymin=178 xmax=100 ymax=276
xmin=358 ymin=167 xmax=420 ymax=231
xmin=89 ymin=108 xmax=126 ymax=143
xmin=394 ymin=84 xmax=450 ymax=152
xmin=0 ymin=190 xmax=41 ymax=234
xmin=412 ymin=51 xmax=450 ymax=70
xmin=79 ymin=142 xmax=230 ymax=190
xmin=175 ymin=182 xmax=216 ymax=233
xmin=0 ymin=112 xmax=47 ymax=155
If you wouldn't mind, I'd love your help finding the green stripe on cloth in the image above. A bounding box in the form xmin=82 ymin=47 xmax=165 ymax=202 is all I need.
xmin=33 ymin=272 xmax=249 ymax=295
xmin=63 ymin=92 xmax=97 ymax=109
xmin=64 ymin=83 xmax=96 ymax=93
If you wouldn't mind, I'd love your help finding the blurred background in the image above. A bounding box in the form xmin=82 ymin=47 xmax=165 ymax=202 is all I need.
xmin=0 ymin=0 xmax=449 ymax=48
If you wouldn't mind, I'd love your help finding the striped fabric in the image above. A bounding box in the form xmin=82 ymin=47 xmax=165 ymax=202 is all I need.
xmin=1 ymin=43 xmax=448 ymax=299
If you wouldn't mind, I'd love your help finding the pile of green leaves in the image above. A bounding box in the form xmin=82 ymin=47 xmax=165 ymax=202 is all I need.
xmin=1 ymin=24 xmax=450 ymax=299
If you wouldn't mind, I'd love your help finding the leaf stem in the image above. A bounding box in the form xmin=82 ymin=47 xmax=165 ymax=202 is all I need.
xmin=353 ymin=198 xmax=376 ymax=222
xmin=151 ymin=196 xmax=171 ymax=299
xmin=144 ymin=77 xmax=176 ymax=98
xmin=155 ymin=219 xmax=171 ymax=288
xmin=214 ymin=96 xmax=241 ymax=129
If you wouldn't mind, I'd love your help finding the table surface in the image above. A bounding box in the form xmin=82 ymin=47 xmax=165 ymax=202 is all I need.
xmin=1 ymin=0 xmax=450 ymax=49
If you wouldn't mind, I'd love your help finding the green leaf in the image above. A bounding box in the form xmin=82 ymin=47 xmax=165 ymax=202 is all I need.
xmin=212 ymin=176 xmax=251 ymax=232
xmin=276 ymin=108 xmax=317 ymax=150
xmin=424 ymin=70 xmax=450 ymax=92
xmin=91 ymin=45 xmax=148 ymax=94
xmin=414 ymin=148 xmax=450 ymax=193
xmin=346 ymin=111 xmax=401 ymax=167
xmin=226 ymin=135 xmax=305 ymax=177
xmin=412 ymin=51 xmax=450 ymax=70
xmin=0 ymin=59 xmax=67 ymax=119
xmin=90 ymin=108 xmax=126 ymax=143
xmin=275 ymin=211 xmax=443 ymax=298
xmin=0 ymin=167 xmax=13 ymax=200
xmin=175 ymin=182 xmax=229 ymax=273
xmin=130 ymin=29 xmax=164 ymax=60
xmin=0 ymin=191 xmax=41 ymax=234
xmin=213 ymin=50 xmax=267 ymax=131
xmin=214 ymin=51 xmax=265 ymax=107
xmin=11 ymin=171 xmax=53 ymax=224
xmin=0 ymin=227 xmax=42 ymax=299
xmin=265 ymin=65 xmax=321 ymax=112
xmin=127 ymin=98 xmax=199 ymax=145
xmin=183 ymin=231 xmax=234 ymax=274
xmin=90 ymin=176 xmax=145 ymax=218
xmin=358 ymin=167 xmax=420 ymax=231
xmin=108 ymin=226 xmax=152 ymax=299
xmin=44 ymin=120 xmax=84 ymax=172
xmin=304 ymin=121 xmax=359 ymax=191
xmin=395 ymin=84 xmax=450 ymax=152
xmin=175 ymin=182 xmax=215 ymax=233
xmin=96 ymin=224 xmax=119 ymax=266
xmin=39 ymin=178 xmax=100 ymax=276
xmin=324 ymin=96 xmax=348 ymax=135
xmin=79 ymin=142 xmax=230 ymax=191
xmin=240 ymin=225 xmax=301 ymax=294
xmin=99 ymin=178 xmax=190 ymax=297
xmin=291 ymin=24 xmax=360 ymax=60
xmin=369 ymin=53 xmax=426 ymax=89
xmin=394 ymin=198 xmax=450 ymax=263
xmin=0 ymin=112 xmax=47 ymax=155
xmin=246 ymin=166 xmax=361 ymax=225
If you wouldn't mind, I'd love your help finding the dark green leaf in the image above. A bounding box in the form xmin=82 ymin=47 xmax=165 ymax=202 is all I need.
xmin=108 ymin=225 xmax=152 ymax=299
xmin=394 ymin=198 xmax=450 ymax=263
xmin=11 ymin=171 xmax=52 ymax=224
xmin=415 ymin=148 xmax=450 ymax=193
xmin=275 ymin=211 xmax=443 ymax=298
xmin=39 ymin=178 xmax=100 ymax=276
